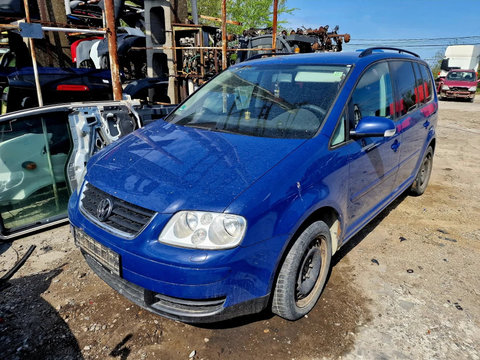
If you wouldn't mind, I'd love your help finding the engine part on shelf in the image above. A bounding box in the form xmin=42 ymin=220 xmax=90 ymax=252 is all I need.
xmin=173 ymin=23 xmax=352 ymax=102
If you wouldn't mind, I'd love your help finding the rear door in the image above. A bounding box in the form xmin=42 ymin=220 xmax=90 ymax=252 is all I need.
xmin=391 ymin=61 xmax=436 ymax=189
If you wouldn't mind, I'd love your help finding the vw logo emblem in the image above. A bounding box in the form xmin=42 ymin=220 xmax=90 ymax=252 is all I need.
xmin=96 ymin=198 xmax=113 ymax=222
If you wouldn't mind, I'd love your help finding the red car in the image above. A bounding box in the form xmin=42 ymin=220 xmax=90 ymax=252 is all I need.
xmin=438 ymin=69 xmax=478 ymax=102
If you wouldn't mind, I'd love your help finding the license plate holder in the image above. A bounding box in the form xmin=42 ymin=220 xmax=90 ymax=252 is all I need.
xmin=74 ymin=228 xmax=121 ymax=276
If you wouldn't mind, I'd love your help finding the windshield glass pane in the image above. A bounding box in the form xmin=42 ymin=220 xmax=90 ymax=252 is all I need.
xmin=446 ymin=71 xmax=476 ymax=82
xmin=166 ymin=64 xmax=350 ymax=138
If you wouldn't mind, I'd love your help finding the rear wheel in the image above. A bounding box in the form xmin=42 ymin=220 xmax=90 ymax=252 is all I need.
xmin=272 ymin=221 xmax=332 ymax=320
xmin=410 ymin=146 xmax=433 ymax=196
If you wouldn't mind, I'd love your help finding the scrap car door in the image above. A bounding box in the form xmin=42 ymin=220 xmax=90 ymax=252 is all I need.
xmin=0 ymin=101 xmax=173 ymax=240
xmin=0 ymin=108 xmax=73 ymax=238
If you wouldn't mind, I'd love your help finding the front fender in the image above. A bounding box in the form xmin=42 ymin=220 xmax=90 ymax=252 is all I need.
xmin=228 ymin=136 xmax=349 ymax=249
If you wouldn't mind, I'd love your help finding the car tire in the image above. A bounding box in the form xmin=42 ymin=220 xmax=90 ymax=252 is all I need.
xmin=272 ymin=221 xmax=332 ymax=320
xmin=410 ymin=146 xmax=433 ymax=196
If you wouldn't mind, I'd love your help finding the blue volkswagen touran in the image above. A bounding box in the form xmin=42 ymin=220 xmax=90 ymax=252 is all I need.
xmin=69 ymin=48 xmax=437 ymax=322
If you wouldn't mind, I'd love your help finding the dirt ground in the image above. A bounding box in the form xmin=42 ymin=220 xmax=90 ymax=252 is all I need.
xmin=1 ymin=98 xmax=479 ymax=360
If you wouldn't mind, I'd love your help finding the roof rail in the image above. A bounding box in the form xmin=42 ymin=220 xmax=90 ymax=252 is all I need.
xmin=245 ymin=52 xmax=296 ymax=62
xmin=359 ymin=47 xmax=420 ymax=58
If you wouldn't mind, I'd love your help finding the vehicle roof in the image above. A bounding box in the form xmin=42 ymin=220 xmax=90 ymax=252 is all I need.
xmin=237 ymin=50 xmax=426 ymax=68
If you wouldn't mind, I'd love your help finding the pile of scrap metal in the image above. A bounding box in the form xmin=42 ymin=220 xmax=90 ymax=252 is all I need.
xmin=237 ymin=24 xmax=351 ymax=58
xmin=0 ymin=0 xmax=165 ymax=113
xmin=0 ymin=31 xmax=115 ymax=113
xmin=70 ymin=27 xmax=147 ymax=80
xmin=67 ymin=0 xmax=144 ymax=29
xmin=175 ymin=25 xmax=224 ymax=80
xmin=0 ymin=34 xmax=168 ymax=113
xmin=67 ymin=0 xmax=147 ymax=80
xmin=0 ymin=34 xmax=167 ymax=114
xmin=288 ymin=25 xmax=351 ymax=52
xmin=175 ymin=24 xmax=351 ymax=90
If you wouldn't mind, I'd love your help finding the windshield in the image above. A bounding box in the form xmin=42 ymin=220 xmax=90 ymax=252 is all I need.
xmin=166 ymin=64 xmax=350 ymax=138
xmin=446 ymin=71 xmax=477 ymax=82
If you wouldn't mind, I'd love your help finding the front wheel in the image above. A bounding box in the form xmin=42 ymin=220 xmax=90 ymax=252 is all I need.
xmin=272 ymin=221 xmax=332 ymax=320
xmin=410 ymin=146 xmax=433 ymax=196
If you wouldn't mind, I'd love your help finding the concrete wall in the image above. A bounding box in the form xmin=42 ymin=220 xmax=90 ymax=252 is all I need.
xmin=144 ymin=0 xmax=177 ymax=103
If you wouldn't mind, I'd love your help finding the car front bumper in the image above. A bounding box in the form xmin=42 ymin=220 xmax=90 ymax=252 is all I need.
xmin=81 ymin=250 xmax=270 ymax=323
xmin=69 ymin=194 xmax=288 ymax=322
xmin=440 ymin=90 xmax=475 ymax=99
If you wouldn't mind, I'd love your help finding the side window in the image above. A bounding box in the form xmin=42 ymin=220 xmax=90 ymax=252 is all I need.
xmin=420 ymin=64 xmax=434 ymax=102
xmin=390 ymin=61 xmax=417 ymax=117
xmin=331 ymin=111 xmax=347 ymax=147
xmin=413 ymin=63 xmax=426 ymax=104
xmin=350 ymin=62 xmax=394 ymax=128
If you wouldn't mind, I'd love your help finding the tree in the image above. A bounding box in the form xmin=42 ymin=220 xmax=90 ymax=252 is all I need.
xmin=430 ymin=50 xmax=445 ymax=79
xmin=195 ymin=0 xmax=296 ymax=32
xmin=196 ymin=0 xmax=221 ymax=23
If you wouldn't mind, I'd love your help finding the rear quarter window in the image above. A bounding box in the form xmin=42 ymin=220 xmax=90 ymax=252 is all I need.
xmin=413 ymin=63 xmax=426 ymax=105
xmin=419 ymin=64 xmax=434 ymax=103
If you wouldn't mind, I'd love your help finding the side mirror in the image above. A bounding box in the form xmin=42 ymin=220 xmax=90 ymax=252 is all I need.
xmin=350 ymin=116 xmax=396 ymax=138
xmin=440 ymin=59 xmax=449 ymax=71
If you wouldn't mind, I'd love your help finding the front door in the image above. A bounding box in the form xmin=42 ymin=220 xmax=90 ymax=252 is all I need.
xmin=346 ymin=62 xmax=400 ymax=233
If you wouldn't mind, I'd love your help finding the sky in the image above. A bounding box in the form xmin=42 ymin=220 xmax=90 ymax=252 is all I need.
xmin=281 ymin=0 xmax=480 ymax=65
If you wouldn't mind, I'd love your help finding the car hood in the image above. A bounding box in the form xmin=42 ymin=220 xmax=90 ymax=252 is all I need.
xmin=85 ymin=120 xmax=305 ymax=213
xmin=443 ymin=79 xmax=477 ymax=87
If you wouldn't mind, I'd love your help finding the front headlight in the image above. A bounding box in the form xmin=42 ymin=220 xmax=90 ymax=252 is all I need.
xmin=159 ymin=211 xmax=247 ymax=249
xmin=468 ymin=86 xmax=477 ymax=92
xmin=441 ymin=85 xmax=450 ymax=90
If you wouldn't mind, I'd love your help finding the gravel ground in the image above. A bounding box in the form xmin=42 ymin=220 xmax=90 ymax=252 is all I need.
xmin=1 ymin=97 xmax=479 ymax=360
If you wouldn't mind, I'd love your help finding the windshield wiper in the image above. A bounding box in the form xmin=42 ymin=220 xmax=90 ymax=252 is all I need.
xmin=184 ymin=124 xmax=213 ymax=130
xmin=185 ymin=124 xmax=238 ymax=135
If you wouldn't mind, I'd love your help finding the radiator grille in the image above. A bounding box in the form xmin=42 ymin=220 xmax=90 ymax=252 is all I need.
xmin=80 ymin=183 xmax=155 ymax=237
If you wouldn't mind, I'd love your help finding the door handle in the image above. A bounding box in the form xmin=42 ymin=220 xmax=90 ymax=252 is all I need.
xmin=391 ymin=139 xmax=400 ymax=152
xmin=423 ymin=120 xmax=430 ymax=128
xmin=361 ymin=139 xmax=378 ymax=152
